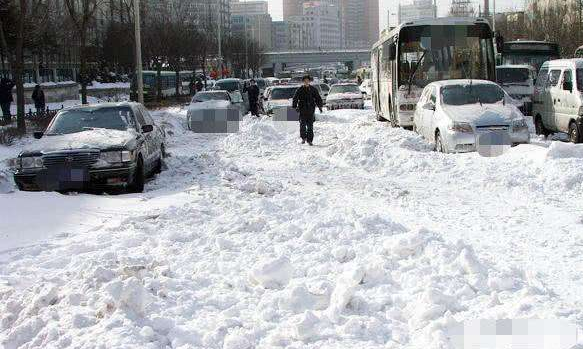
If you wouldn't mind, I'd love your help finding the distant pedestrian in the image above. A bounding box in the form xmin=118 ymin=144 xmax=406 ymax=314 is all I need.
xmin=31 ymin=84 xmax=45 ymax=116
xmin=247 ymin=79 xmax=260 ymax=117
xmin=189 ymin=80 xmax=196 ymax=95
xmin=292 ymin=75 xmax=323 ymax=146
xmin=195 ymin=79 xmax=204 ymax=92
xmin=357 ymin=75 xmax=363 ymax=86
xmin=0 ymin=78 xmax=15 ymax=124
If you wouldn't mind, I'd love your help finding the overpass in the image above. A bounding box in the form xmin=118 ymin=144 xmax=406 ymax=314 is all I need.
xmin=262 ymin=49 xmax=371 ymax=75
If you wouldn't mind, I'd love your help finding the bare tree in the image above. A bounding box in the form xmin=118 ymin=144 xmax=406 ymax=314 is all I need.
xmin=63 ymin=0 xmax=103 ymax=104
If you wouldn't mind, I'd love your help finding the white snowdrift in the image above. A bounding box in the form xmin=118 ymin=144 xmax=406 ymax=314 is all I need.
xmin=1 ymin=106 xmax=582 ymax=348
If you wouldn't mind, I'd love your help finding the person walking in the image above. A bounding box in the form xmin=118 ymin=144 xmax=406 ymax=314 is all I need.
xmin=0 ymin=78 xmax=15 ymax=124
xmin=247 ymin=79 xmax=260 ymax=117
xmin=292 ymin=75 xmax=323 ymax=146
xmin=195 ymin=79 xmax=204 ymax=93
xmin=31 ymin=84 xmax=46 ymax=116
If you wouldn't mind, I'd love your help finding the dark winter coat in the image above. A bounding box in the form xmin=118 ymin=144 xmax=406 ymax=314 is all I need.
xmin=247 ymin=84 xmax=260 ymax=103
xmin=0 ymin=80 xmax=15 ymax=104
xmin=32 ymin=87 xmax=45 ymax=108
xmin=292 ymin=85 xmax=323 ymax=121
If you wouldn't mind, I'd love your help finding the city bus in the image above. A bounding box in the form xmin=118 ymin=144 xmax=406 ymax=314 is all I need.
xmin=131 ymin=71 xmax=188 ymax=101
xmin=371 ymin=17 xmax=497 ymax=127
xmin=499 ymin=40 xmax=560 ymax=72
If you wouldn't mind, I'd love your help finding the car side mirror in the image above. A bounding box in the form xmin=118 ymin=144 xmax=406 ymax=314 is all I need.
xmin=33 ymin=131 xmax=43 ymax=139
xmin=563 ymin=81 xmax=573 ymax=92
xmin=142 ymin=124 xmax=154 ymax=133
xmin=423 ymin=102 xmax=435 ymax=111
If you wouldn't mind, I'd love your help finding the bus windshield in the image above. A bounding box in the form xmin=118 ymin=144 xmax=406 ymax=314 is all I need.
xmin=501 ymin=42 xmax=559 ymax=72
xmin=398 ymin=24 xmax=495 ymax=90
xmin=496 ymin=68 xmax=530 ymax=85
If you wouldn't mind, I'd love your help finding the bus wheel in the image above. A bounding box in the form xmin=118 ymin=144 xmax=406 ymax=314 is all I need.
xmin=390 ymin=115 xmax=398 ymax=128
xmin=569 ymin=121 xmax=582 ymax=143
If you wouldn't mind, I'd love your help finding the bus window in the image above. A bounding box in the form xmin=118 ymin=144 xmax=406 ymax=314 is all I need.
xmin=398 ymin=24 xmax=494 ymax=90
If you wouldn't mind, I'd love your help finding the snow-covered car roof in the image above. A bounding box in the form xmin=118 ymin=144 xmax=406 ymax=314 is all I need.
xmin=330 ymin=83 xmax=359 ymax=87
xmin=427 ymin=79 xmax=499 ymax=88
xmin=541 ymin=58 xmax=583 ymax=69
xmin=496 ymin=65 xmax=536 ymax=70
xmin=61 ymin=101 xmax=141 ymax=112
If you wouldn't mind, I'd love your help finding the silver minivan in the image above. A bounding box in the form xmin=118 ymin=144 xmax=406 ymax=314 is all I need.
xmin=532 ymin=59 xmax=583 ymax=143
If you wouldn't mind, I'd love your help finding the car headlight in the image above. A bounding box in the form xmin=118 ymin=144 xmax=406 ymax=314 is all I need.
xmin=449 ymin=122 xmax=473 ymax=133
xmin=20 ymin=156 xmax=43 ymax=169
xmin=100 ymin=150 xmax=132 ymax=163
xmin=512 ymin=119 xmax=528 ymax=130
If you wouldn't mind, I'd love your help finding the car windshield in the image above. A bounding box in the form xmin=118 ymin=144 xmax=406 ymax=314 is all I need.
xmin=193 ymin=92 xmax=229 ymax=102
xmin=330 ymin=85 xmax=360 ymax=94
xmin=46 ymin=107 xmax=131 ymax=135
xmin=497 ymin=68 xmax=530 ymax=84
xmin=215 ymin=80 xmax=240 ymax=92
xmin=271 ymin=87 xmax=298 ymax=100
xmin=441 ymin=84 xmax=505 ymax=106
xmin=577 ymin=69 xmax=583 ymax=91
xmin=319 ymin=84 xmax=330 ymax=92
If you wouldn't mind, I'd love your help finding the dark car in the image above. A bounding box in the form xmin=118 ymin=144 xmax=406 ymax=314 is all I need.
xmin=13 ymin=102 xmax=165 ymax=193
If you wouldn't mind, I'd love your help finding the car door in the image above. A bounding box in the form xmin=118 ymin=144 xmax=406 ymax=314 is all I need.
xmin=140 ymin=105 xmax=163 ymax=160
xmin=415 ymin=87 xmax=430 ymax=136
xmin=547 ymin=69 xmax=563 ymax=131
xmin=557 ymin=69 xmax=577 ymax=132
xmin=133 ymin=105 xmax=154 ymax=169
xmin=425 ymin=87 xmax=439 ymax=141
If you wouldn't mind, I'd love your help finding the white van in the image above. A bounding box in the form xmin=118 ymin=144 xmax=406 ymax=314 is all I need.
xmin=532 ymin=59 xmax=583 ymax=143
xmin=496 ymin=65 xmax=536 ymax=115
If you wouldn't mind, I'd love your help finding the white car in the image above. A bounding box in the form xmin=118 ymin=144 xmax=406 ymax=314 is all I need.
xmin=326 ymin=83 xmax=365 ymax=110
xmin=359 ymin=79 xmax=372 ymax=99
xmin=413 ymin=80 xmax=530 ymax=153
xmin=533 ymin=59 xmax=583 ymax=143
xmin=264 ymin=85 xmax=300 ymax=114
xmin=186 ymin=91 xmax=241 ymax=131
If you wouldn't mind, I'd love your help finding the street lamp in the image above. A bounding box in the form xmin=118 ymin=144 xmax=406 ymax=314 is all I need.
xmin=134 ymin=0 xmax=144 ymax=104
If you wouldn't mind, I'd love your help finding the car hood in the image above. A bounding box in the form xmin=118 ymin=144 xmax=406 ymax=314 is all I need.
xmin=188 ymin=100 xmax=232 ymax=110
xmin=442 ymin=104 xmax=516 ymax=126
xmin=327 ymin=92 xmax=363 ymax=101
xmin=22 ymin=128 xmax=137 ymax=155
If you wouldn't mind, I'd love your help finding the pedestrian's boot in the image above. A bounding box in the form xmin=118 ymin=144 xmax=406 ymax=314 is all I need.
xmin=308 ymin=142 xmax=313 ymax=146
xmin=301 ymin=139 xmax=306 ymax=144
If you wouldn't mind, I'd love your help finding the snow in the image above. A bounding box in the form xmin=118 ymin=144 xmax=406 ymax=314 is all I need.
xmin=87 ymin=81 xmax=130 ymax=90
xmin=22 ymin=129 xmax=137 ymax=154
xmin=0 ymin=104 xmax=582 ymax=348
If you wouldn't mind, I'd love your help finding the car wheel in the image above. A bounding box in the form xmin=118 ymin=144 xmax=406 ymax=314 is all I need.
xmin=153 ymin=145 xmax=165 ymax=174
xmin=435 ymin=131 xmax=446 ymax=153
xmin=534 ymin=115 xmax=550 ymax=137
xmin=569 ymin=121 xmax=582 ymax=143
xmin=128 ymin=157 xmax=145 ymax=193
xmin=376 ymin=113 xmax=387 ymax=122
xmin=390 ymin=114 xmax=398 ymax=128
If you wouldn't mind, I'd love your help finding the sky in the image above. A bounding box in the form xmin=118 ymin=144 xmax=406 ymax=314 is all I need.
xmin=261 ymin=0 xmax=524 ymax=30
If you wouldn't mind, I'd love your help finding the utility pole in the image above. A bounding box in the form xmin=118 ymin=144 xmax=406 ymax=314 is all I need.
xmin=218 ymin=1 xmax=223 ymax=79
xmin=134 ymin=0 xmax=144 ymax=104
xmin=492 ymin=0 xmax=496 ymax=33
xmin=245 ymin=7 xmax=249 ymax=78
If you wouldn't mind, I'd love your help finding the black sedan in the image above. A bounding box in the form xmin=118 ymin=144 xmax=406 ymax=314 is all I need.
xmin=14 ymin=102 xmax=165 ymax=193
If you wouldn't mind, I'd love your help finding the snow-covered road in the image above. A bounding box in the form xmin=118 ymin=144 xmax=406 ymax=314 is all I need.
xmin=1 ymin=106 xmax=582 ymax=348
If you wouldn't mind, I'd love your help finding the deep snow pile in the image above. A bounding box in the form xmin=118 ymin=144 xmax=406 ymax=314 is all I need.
xmin=1 ymin=106 xmax=583 ymax=348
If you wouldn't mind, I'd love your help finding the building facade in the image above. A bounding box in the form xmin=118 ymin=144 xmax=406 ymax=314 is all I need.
xmin=230 ymin=0 xmax=269 ymax=16
xmin=231 ymin=13 xmax=273 ymax=50
xmin=339 ymin=0 xmax=379 ymax=48
xmin=398 ymin=0 xmax=437 ymax=24
xmin=288 ymin=1 xmax=342 ymax=50
xmin=283 ymin=0 xmax=304 ymax=20
xmin=272 ymin=21 xmax=290 ymax=52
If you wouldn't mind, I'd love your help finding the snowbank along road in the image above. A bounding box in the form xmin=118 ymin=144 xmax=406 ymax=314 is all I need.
xmin=1 ymin=105 xmax=583 ymax=348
